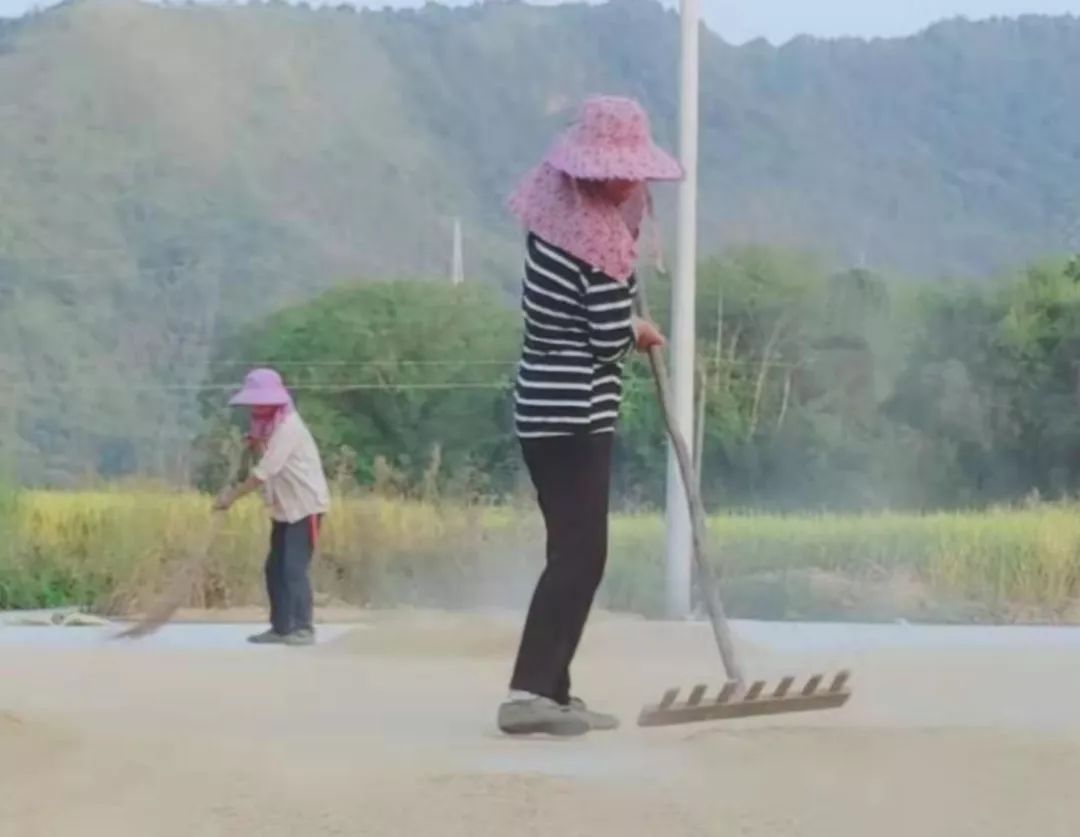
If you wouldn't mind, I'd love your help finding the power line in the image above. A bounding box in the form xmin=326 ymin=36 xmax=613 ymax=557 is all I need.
xmin=207 ymin=359 xmax=517 ymax=367
xmin=3 ymin=381 xmax=513 ymax=393
xmin=6 ymin=357 xmax=808 ymax=391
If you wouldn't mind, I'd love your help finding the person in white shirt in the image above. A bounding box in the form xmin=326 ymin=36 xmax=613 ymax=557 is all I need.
xmin=214 ymin=367 xmax=330 ymax=646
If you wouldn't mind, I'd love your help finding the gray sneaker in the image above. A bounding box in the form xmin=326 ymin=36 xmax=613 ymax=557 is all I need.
xmin=283 ymin=628 xmax=316 ymax=647
xmin=498 ymin=696 xmax=590 ymax=737
xmin=569 ymin=697 xmax=620 ymax=731
xmin=247 ymin=629 xmax=285 ymax=645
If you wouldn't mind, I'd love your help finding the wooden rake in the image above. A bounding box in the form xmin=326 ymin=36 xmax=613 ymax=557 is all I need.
xmin=635 ymin=282 xmax=851 ymax=727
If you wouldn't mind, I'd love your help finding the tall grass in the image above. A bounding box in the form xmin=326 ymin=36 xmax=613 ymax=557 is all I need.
xmin=3 ymin=489 xmax=1080 ymax=622
xmin=0 ymin=469 xmax=24 ymax=607
xmin=602 ymin=507 xmax=1080 ymax=620
xmin=7 ymin=489 xmax=534 ymax=614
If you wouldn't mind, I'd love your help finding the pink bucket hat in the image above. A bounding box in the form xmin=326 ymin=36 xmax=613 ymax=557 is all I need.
xmin=228 ymin=368 xmax=293 ymax=407
xmin=543 ymin=96 xmax=683 ymax=182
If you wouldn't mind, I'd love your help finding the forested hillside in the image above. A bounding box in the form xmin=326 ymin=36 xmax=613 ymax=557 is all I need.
xmin=2 ymin=0 xmax=1079 ymax=482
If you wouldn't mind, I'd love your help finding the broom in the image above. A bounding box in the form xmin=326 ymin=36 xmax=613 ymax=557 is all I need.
xmin=114 ymin=445 xmax=247 ymax=640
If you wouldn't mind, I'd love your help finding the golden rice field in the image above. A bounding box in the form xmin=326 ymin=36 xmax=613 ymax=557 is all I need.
xmin=2 ymin=489 xmax=1080 ymax=622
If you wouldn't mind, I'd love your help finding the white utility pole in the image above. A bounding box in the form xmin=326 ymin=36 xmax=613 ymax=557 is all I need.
xmin=450 ymin=217 xmax=464 ymax=286
xmin=664 ymin=0 xmax=700 ymax=619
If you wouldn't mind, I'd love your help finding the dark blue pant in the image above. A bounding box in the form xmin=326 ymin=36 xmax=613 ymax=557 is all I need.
xmin=266 ymin=516 xmax=319 ymax=635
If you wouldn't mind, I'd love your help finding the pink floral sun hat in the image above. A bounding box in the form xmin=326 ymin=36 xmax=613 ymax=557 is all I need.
xmin=544 ymin=96 xmax=683 ymax=182
xmin=509 ymin=95 xmax=683 ymax=282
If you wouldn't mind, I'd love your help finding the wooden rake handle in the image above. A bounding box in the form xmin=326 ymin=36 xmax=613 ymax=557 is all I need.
xmin=637 ymin=282 xmax=746 ymax=687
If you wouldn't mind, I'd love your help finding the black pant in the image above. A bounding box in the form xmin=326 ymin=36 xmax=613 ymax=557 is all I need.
xmin=510 ymin=433 xmax=613 ymax=704
xmin=266 ymin=516 xmax=319 ymax=635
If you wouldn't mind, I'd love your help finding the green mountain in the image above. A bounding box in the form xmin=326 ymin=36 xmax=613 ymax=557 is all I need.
xmin=2 ymin=0 xmax=1080 ymax=482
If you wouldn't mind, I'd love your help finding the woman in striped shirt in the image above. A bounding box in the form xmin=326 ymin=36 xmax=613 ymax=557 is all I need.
xmin=498 ymin=96 xmax=682 ymax=737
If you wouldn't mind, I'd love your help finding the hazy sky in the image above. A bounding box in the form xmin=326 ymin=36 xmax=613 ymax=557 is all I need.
xmin=3 ymin=0 xmax=1079 ymax=43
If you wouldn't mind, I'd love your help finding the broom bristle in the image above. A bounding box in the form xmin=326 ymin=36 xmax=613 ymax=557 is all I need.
xmin=113 ymin=514 xmax=224 ymax=640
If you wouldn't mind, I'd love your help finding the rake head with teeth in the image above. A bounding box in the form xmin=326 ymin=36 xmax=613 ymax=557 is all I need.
xmin=638 ymin=671 xmax=852 ymax=727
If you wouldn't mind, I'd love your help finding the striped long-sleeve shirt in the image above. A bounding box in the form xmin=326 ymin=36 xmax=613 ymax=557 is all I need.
xmin=514 ymin=233 xmax=637 ymax=439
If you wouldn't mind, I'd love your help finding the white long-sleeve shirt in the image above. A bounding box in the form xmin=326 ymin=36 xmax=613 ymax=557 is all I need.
xmin=251 ymin=412 xmax=331 ymax=523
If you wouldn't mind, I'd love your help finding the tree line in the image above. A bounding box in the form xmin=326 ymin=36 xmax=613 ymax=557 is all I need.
xmin=197 ymin=248 xmax=1080 ymax=512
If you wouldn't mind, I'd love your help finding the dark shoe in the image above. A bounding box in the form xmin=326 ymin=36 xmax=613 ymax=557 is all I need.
xmin=247 ymin=629 xmax=285 ymax=645
xmin=497 ymin=696 xmax=590 ymax=737
xmin=568 ymin=697 xmax=620 ymax=731
xmin=283 ymin=628 xmax=316 ymax=647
